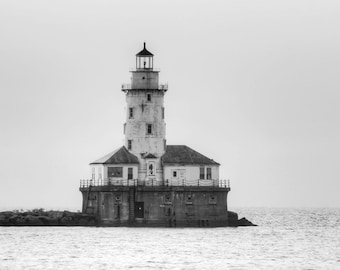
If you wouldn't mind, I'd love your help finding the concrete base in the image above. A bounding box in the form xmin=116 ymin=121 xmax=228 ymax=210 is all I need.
xmin=80 ymin=186 xmax=237 ymax=227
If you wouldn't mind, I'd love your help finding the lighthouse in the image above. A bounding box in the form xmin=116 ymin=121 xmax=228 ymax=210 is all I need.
xmin=123 ymin=43 xmax=167 ymax=184
xmin=80 ymin=44 xmax=234 ymax=227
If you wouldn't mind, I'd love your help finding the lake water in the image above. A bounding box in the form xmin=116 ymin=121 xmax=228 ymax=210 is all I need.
xmin=0 ymin=208 xmax=339 ymax=269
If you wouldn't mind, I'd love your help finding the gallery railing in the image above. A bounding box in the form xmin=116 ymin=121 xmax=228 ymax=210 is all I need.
xmin=121 ymin=83 xmax=168 ymax=91
xmin=80 ymin=179 xmax=230 ymax=189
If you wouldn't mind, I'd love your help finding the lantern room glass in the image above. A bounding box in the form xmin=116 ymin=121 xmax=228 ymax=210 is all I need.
xmin=136 ymin=56 xmax=153 ymax=70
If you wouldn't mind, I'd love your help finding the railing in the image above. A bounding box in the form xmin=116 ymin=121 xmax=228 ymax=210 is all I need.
xmin=80 ymin=179 xmax=230 ymax=189
xmin=130 ymin=68 xmax=161 ymax=72
xmin=121 ymin=83 xmax=168 ymax=91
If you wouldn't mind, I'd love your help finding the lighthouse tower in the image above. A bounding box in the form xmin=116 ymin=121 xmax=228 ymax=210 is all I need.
xmin=122 ymin=43 xmax=168 ymax=184
xmin=80 ymin=43 xmax=234 ymax=227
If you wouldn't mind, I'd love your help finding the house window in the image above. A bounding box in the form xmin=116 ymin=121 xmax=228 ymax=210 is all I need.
xmin=92 ymin=167 xmax=95 ymax=180
xmin=147 ymin=93 xmax=152 ymax=102
xmin=128 ymin=140 xmax=132 ymax=150
xmin=108 ymin=167 xmax=123 ymax=178
xmin=98 ymin=167 xmax=102 ymax=180
xmin=199 ymin=167 xmax=205 ymax=179
xmin=128 ymin=168 xmax=133 ymax=180
xmin=207 ymin=168 xmax=212 ymax=180
xmin=129 ymin=107 xmax=134 ymax=118
xmin=147 ymin=124 xmax=152 ymax=135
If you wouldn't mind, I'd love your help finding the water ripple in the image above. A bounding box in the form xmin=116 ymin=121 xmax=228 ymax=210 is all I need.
xmin=0 ymin=208 xmax=339 ymax=269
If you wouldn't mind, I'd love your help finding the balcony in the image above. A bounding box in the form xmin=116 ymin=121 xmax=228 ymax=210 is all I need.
xmin=80 ymin=179 xmax=230 ymax=189
xmin=121 ymin=83 xmax=168 ymax=92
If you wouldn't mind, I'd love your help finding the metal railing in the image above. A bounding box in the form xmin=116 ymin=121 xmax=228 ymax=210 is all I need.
xmin=130 ymin=68 xmax=161 ymax=72
xmin=121 ymin=83 xmax=168 ymax=91
xmin=80 ymin=179 xmax=230 ymax=188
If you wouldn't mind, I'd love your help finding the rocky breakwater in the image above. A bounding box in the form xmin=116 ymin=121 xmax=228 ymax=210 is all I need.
xmin=228 ymin=211 xmax=257 ymax=227
xmin=0 ymin=209 xmax=96 ymax=226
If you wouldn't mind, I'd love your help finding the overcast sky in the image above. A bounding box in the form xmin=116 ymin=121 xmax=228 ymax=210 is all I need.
xmin=0 ymin=0 xmax=339 ymax=210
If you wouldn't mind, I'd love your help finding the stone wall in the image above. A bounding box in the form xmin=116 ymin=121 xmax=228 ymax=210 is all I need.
xmin=81 ymin=186 xmax=232 ymax=227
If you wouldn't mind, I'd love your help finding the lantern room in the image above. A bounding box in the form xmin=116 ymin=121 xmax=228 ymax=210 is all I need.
xmin=136 ymin=42 xmax=153 ymax=70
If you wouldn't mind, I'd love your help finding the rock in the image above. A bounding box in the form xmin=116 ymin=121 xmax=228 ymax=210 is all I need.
xmin=0 ymin=209 xmax=96 ymax=226
xmin=25 ymin=215 xmax=42 ymax=225
xmin=60 ymin=216 xmax=73 ymax=224
xmin=8 ymin=214 xmax=19 ymax=223
xmin=47 ymin=211 xmax=64 ymax=220
xmin=38 ymin=216 xmax=53 ymax=225
xmin=0 ymin=214 xmax=10 ymax=225
xmin=63 ymin=211 xmax=75 ymax=218
xmin=238 ymin=217 xmax=257 ymax=226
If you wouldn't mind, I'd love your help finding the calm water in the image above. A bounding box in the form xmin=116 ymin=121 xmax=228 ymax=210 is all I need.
xmin=0 ymin=208 xmax=339 ymax=269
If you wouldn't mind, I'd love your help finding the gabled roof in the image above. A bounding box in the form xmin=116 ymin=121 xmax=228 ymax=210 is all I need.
xmin=144 ymin=153 xmax=157 ymax=159
xmin=162 ymin=145 xmax=220 ymax=166
xmin=90 ymin=146 xmax=139 ymax=165
xmin=136 ymin=42 xmax=153 ymax=56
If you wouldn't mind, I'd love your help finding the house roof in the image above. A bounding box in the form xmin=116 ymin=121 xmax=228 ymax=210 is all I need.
xmin=144 ymin=153 xmax=157 ymax=159
xmin=90 ymin=146 xmax=139 ymax=165
xmin=162 ymin=145 xmax=220 ymax=166
xmin=136 ymin=42 xmax=153 ymax=56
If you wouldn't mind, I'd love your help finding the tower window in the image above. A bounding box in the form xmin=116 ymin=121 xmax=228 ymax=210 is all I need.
xmin=173 ymin=171 xmax=177 ymax=178
xmin=147 ymin=124 xmax=152 ymax=135
xmin=129 ymin=107 xmax=134 ymax=119
xmin=128 ymin=140 xmax=132 ymax=150
xmin=199 ymin=167 xmax=205 ymax=179
xmin=147 ymin=94 xmax=152 ymax=102
xmin=162 ymin=107 xmax=165 ymax=119
xmin=207 ymin=168 xmax=212 ymax=180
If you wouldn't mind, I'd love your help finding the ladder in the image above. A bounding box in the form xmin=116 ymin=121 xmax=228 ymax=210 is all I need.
xmin=84 ymin=183 xmax=92 ymax=214
xmin=128 ymin=187 xmax=135 ymax=222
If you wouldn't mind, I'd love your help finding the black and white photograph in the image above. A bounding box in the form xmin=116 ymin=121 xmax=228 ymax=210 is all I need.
xmin=0 ymin=0 xmax=339 ymax=269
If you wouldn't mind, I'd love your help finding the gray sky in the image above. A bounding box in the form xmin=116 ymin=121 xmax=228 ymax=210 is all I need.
xmin=0 ymin=0 xmax=339 ymax=210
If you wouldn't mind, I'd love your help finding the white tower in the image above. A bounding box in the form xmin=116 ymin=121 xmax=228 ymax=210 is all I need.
xmin=122 ymin=43 xmax=168 ymax=184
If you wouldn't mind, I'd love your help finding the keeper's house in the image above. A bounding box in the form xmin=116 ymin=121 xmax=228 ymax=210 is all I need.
xmin=80 ymin=44 xmax=234 ymax=227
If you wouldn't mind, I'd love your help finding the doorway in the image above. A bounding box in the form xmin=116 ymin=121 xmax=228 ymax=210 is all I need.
xmin=135 ymin=202 xmax=144 ymax=218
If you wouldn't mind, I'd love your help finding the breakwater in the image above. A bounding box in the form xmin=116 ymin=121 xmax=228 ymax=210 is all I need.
xmin=0 ymin=209 xmax=256 ymax=227
xmin=0 ymin=209 xmax=96 ymax=226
